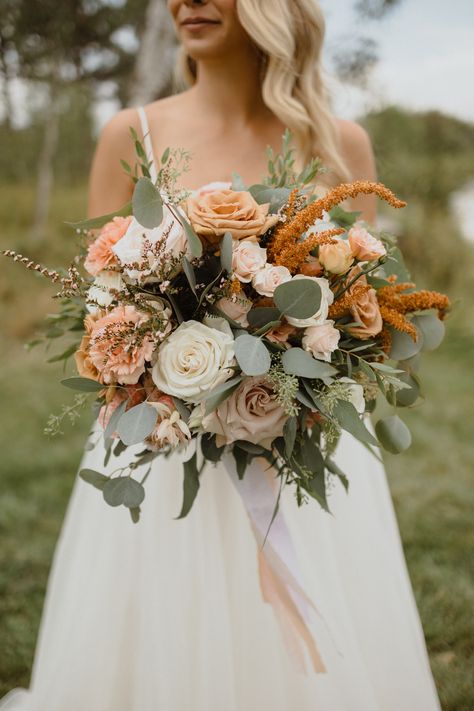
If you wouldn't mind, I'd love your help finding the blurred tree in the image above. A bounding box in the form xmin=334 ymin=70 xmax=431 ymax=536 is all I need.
xmin=128 ymin=0 xmax=178 ymax=106
xmin=0 ymin=0 xmax=148 ymax=242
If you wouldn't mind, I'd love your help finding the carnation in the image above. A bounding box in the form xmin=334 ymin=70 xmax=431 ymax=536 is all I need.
xmin=84 ymin=216 xmax=132 ymax=277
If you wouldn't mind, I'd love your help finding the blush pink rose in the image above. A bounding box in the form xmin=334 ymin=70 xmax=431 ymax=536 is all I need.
xmin=88 ymin=305 xmax=155 ymax=385
xmin=232 ymin=237 xmax=267 ymax=283
xmin=202 ymin=376 xmax=288 ymax=449
xmin=302 ymin=320 xmax=340 ymax=362
xmin=348 ymin=223 xmax=386 ymax=261
xmin=252 ymin=264 xmax=292 ymax=297
xmin=265 ymin=322 xmax=296 ymax=347
xmin=84 ymin=216 xmax=132 ymax=276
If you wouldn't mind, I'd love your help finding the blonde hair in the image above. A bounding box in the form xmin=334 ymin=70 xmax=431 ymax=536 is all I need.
xmin=177 ymin=0 xmax=352 ymax=186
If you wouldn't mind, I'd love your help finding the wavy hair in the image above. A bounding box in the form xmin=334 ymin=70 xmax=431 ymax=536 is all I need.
xmin=176 ymin=0 xmax=352 ymax=185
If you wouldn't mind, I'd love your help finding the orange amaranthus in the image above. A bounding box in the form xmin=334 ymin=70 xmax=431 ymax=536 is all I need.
xmin=377 ymin=281 xmax=450 ymax=341
xmin=267 ymin=180 xmax=406 ymax=274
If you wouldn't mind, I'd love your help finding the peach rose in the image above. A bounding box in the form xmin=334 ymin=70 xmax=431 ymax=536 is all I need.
xmin=216 ymin=294 xmax=252 ymax=327
xmin=302 ymin=320 xmax=340 ymax=362
xmin=347 ymin=271 xmax=383 ymax=340
xmin=299 ymin=256 xmax=323 ymax=277
xmin=202 ymin=376 xmax=288 ymax=449
xmin=319 ymin=239 xmax=354 ymax=275
xmin=265 ymin=322 xmax=296 ymax=347
xmin=84 ymin=216 xmax=132 ymax=276
xmin=232 ymin=237 xmax=267 ymax=283
xmin=186 ymin=189 xmax=278 ymax=245
xmin=348 ymin=223 xmax=386 ymax=261
xmin=88 ymin=305 xmax=154 ymax=385
xmin=252 ymin=264 xmax=292 ymax=297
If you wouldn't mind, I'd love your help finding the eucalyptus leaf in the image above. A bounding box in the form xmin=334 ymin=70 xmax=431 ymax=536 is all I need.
xmin=104 ymin=399 xmax=128 ymax=440
xmin=274 ymin=279 xmax=321 ymax=320
xmin=284 ymin=416 xmax=297 ymax=459
xmin=282 ymin=348 xmax=337 ymax=379
xmin=132 ymin=177 xmax=163 ymax=228
xmin=231 ymin=172 xmax=246 ymax=190
xmin=325 ymin=458 xmax=349 ymax=491
xmin=234 ymin=335 xmax=271 ymax=376
xmin=389 ymin=327 xmax=423 ymax=361
xmin=181 ymin=256 xmax=197 ymax=296
xmin=103 ymin=476 xmax=145 ymax=508
xmin=375 ymin=415 xmax=412 ymax=454
xmin=176 ymin=452 xmax=201 ymax=518
xmin=116 ymin=403 xmax=157 ymax=446
xmin=333 ymin=400 xmax=379 ymax=447
xmin=232 ymin=446 xmax=248 ymax=480
xmin=247 ymin=307 xmax=281 ymax=329
xmin=220 ymin=232 xmax=233 ymax=273
xmin=204 ymin=376 xmax=242 ymax=415
xmin=79 ymin=469 xmax=108 ymax=490
xmin=412 ymin=312 xmax=445 ymax=351
xmin=61 ymin=377 xmax=104 ymax=392
xmin=201 ymin=433 xmax=225 ymax=462
xmin=248 ymin=185 xmax=291 ymax=212
xmin=172 ymin=397 xmax=190 ymax=423
xmin=395 ymin=373 xmax=420 ymax=407
xmin=67 ymin=201 xmax=132 ymax=231
xmin=47 ymin=343 xmax=78 ymax=363
xmin=129 ymin=507 xmax=141 ymax=523
xmin=182 ymin=217 xmax=203 ymax=259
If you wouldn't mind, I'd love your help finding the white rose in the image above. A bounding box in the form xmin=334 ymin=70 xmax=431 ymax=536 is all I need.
xmin=302 ymin=320 xmax=340 ymax=362
xmin=340 ymin=377 xmax=366 ymax=414
xmin=286 ymin=274 xmax=334 ymax=328
xmin=86 ymin=271 xmax=123 ymax=308
xmin=252 ymin=264 xmax=292 ymax=297
xmin=152 ymin=319 xmax=235 ymax=402
xmin=232 ymin=237 xmax=267 ymax=283
xmin=112 ymin=207 xmax=188 ymax=268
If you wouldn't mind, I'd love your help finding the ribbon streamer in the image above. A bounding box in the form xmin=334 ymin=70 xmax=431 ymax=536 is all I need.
xmin=224 ymin=454 xmax=327 ymax=674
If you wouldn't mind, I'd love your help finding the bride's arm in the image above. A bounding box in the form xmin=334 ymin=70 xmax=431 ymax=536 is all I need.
xmin=337 ymin=119 xmax=378 ymax=227
xmin=87 ymin=108 xmax=142 ymax=219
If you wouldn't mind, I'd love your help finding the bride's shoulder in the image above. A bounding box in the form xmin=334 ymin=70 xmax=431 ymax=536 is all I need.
xmin=333 ymin=117 xmax=376 ymax=178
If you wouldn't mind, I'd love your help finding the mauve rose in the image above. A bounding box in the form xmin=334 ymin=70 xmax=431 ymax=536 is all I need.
xmin=302 ymin=320 xmax=340 ymax=362
xmin=265 ymin=322 xmax=296 ymax=347
xmin=215 ymin=295 xmax=252 ymax=327
xmin=348 ymin=223 xmax=386 ymax=261
xmin=346 ymin=271 xmax=383 ymax=340
xmin=319 ymin=240 xmax=354 ymax=275
xmin=252 ymin=263 xmax=291 ymax=297
xmin=232 ymin=237 xmax=267 ymax=283
xmin=185 ymin=189 xmax=278 ymax=245
xmin=202 ymin=376 xmax=288 ymax=449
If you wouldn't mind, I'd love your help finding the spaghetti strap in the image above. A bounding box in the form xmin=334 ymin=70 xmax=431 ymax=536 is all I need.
xmin=136 ymin=106 xmax=158 ymax=182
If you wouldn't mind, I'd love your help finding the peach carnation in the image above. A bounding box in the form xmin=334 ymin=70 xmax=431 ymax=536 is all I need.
xmin=185 ymin=189 xmax=278 ymax=245
xmin=75 ymin=311 xmax=104 ymax=382
xmin=84 ymin=216 xmax=132 ymax=276
xmin=88 ymin=305 xmax=154 ymax=385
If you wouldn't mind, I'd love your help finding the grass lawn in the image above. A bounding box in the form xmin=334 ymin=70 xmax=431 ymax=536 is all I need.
xmin=0 ymin=185 xmax=473 ymax=709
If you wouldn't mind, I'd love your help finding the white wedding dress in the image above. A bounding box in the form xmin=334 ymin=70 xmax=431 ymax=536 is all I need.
xmin=1 ymin=108 xmax=442 ymax=711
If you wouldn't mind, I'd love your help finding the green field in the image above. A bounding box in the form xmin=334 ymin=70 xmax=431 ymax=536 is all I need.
xmin=0 ymin=185 xmax=473 ymax=709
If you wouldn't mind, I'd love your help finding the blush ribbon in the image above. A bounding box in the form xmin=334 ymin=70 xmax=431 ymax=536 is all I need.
xmin=224 ymin=454 xmax=327 ymax=674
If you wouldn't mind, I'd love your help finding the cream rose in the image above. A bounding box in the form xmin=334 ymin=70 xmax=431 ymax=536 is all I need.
xmin=215 ymin=295 xmax=252 ymax=327
xmin=231 ymin=237 xmax=267 ymax=283
xmin=285 ymin=274 xmax=335 ymax=328
xmin=319 ymin=239 xmax=354 ymax=275
xmin=87 ymin=271 xmax=124 ymax=308
xmin=302 ymin=320 xmax=340 ymax=362
xmin=151 ymin=320 xmax=235 ymax=402
xmin=186 ymin=189 xmax=278 ymax=244
xmin=201 ymin=376 xmax=287 ymax=449
xmin=252 ymin=263 xmax=292 ymax=297
xmin=348 ymin=223 xmax=386 ymax=261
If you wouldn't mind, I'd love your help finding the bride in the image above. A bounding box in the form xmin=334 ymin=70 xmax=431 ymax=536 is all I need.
xmin=1 ymin=0 xmax=442 ymax=709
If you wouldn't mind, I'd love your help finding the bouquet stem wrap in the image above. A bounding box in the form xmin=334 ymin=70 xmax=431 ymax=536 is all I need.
xmin=224 ymin=455 xmax=327 ymax=674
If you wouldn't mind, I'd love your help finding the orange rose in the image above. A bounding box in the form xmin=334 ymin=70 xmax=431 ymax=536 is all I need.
xmin=347 ymin=270 xmax=383 ymax=340
xmin=185 ymin=189 xmax=278 ymax=245
xmin=75 ymin=312 xmax=104 ymax=382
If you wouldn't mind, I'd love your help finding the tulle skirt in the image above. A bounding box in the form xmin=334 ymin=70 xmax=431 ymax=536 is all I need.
xmin=1 ymin=426 xmax=441 ymax=710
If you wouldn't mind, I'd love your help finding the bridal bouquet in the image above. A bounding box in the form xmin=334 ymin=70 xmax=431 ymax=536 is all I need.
xmin=3 ymin=131 xmax=450 ymax=523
